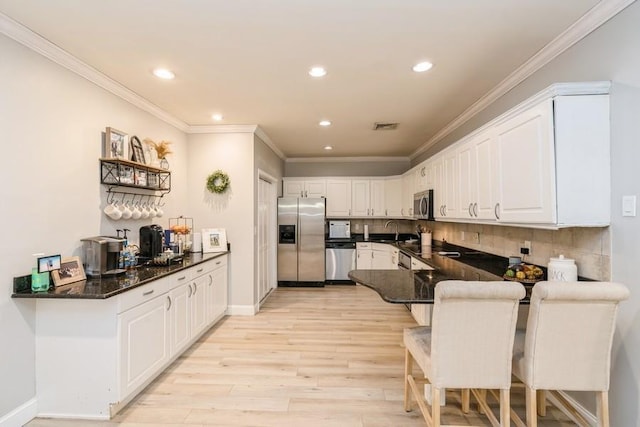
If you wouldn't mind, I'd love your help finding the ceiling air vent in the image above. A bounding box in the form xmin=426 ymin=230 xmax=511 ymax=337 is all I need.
xmin=373 ymin=122 xmax=399 ymax=131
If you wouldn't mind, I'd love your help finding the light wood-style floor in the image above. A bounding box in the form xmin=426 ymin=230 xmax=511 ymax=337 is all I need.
xmin=28 ymin=285 xmax=576 ymax=427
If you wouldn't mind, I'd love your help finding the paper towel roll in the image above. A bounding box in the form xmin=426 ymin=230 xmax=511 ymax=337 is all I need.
xmin=192 ymin=232 xmax=202 ymax=253
xmin=421 ymin=232 xmax=432 ymax=247
xmin=364 ymin=224 xmax=369 ymax=240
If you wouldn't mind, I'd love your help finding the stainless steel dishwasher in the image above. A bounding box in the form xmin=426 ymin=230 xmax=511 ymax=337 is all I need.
xmin=325 ymin=240 xmax=356 ymax=283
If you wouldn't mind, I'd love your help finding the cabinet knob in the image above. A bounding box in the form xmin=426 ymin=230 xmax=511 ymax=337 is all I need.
xmin=188 ymin=284 xmax=193 ymax=297
xmin=197 ymin=268 xmax=203 ymax=273
xmin=142 ymin=289 xmax=154 ymax=296
xmin=494 ymin=203 xmax=501 ymax=220
xmin=468 ymin=203 xmax=473 ymax=217
xmin=193 ymin=283 xmax=197 ymax=295
xmin=166 ymin=295 xmax=172 ymax=311
xmin=473 ymin=203 xmax=478 ymax=217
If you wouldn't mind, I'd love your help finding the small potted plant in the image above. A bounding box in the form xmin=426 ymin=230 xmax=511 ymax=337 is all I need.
xmin=144 ymin=138 xmax=173 ymax=169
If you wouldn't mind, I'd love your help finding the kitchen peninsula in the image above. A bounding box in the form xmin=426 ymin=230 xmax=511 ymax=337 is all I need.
xmin=11 ymin=252 xmax=229 ymax=420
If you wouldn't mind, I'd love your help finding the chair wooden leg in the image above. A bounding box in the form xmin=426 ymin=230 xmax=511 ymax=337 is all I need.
xmin=500 ymin=389 xmax=510 ymax=427
xmin=461 ymin=388 xmax=470 ymax=413
xmin=478 ymin=389 xmax=487 ymax=414
xmin=525 ymin=386 xmax=538 ymax=427
xmin=404 ymin=348 xmax=413 ymax=412
xmin=597 ymin=391 xmax=610 ymax=427
xmin=432 ymin=387 xmax=441 ymax=427
xmin=536 ymin=390 xmax=546 ymax=416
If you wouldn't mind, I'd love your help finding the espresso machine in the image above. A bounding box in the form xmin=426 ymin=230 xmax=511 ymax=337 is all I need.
xmin=81 ymin=236 xmax=126 ymax=277
xmin=139 ymin=224 xmax=164 ymax=260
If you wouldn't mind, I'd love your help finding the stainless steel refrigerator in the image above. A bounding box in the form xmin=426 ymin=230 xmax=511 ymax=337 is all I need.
xmin=277 ymin=198 xmax=326 ymax=286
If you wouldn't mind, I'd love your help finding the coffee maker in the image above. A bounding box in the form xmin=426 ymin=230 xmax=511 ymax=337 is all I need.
xmin=81 ymin=236 xmax=126 ymax=277
xmin=139 ymin=224 xmax=164 ymax=260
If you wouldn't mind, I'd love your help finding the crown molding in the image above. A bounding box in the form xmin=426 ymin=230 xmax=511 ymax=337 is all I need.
xmin=0 ymin=13 xmax=190 ymax=133
xmin=286 ymin=156 xmax=410 ymax=163
xmin=254 ymin=127 xmax=286 ymax=160
xmin=187 ymin=124 xmax=258 ymax=134
xmin=410 ymin=0 xmax=636 ymax=159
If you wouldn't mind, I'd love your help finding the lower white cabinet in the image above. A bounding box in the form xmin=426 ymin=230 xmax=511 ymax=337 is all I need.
xmin=118 ymin=291 xmax=170 ymax=399
xmin=410 ymin=256 xmax=433 ymax=326
xmin=356 ymin=243 xmax=395 ymax=270
xmin=34 ymin=254 xmax=229 ymax=420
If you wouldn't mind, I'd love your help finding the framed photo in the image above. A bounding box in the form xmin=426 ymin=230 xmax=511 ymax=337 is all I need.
xmin=130 ymin=135 xmax=146 ymax=164
xmin=202 ymin=228 xmax=228 ymax=253
xmin=105 ymin=127 xmax=128 ymax=159
xmin=51 ymin=256 xmax=86 ymax=287
xmin=37 ymin=254 xmax=61 ymax=273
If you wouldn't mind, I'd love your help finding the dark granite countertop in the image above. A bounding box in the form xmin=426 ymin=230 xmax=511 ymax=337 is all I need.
xmin=348 ymin=243 xmax=517 ymax=304
xmin=12 ymin=252 xmax=228 ymax=300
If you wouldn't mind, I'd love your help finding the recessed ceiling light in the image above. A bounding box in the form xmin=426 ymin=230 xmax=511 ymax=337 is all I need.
xmin=212 ymin=114 xmax=223 ymax=121
xmin=309 ymin=66 xmax=327 ymax=77
xmin=412 ymin=61 xmax=433 ymax=73
xmin=319 ymin=120 xmax=331 ymax=127
xmin=324 ymin=146 xmax=333 ymax=150
xmin=153 ymin=68 xmax=175 ymax=80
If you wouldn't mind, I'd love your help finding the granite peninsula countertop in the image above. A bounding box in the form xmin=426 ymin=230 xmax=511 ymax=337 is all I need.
xmin=348 ymin=241 xmax=535 ymax=304
xmin=12 ymin=251 xmax=228 ymax=300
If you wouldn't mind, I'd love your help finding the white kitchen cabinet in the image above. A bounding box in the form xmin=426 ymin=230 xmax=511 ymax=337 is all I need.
xmin=190 ymin=273 xmax=209 ymax=338
xmin=207 ymin=256 xmax=229 ymax=322
xmin=357 ymin=243 xmax=396 ymax=269
xmin=118 ymin=291 xmax=170 ymax=400
xmin=356 ymin=242 xmax=373 ymax=269
xmin=495 ymin=99 xmax=556 ymax=224
xmin=283 ymin=178 xmax=326 ymax=198
xmin=384 ymin=177 xmax=403 ymax=217
xmin=326 ymin=179 xmax=352 ymax=217
xmin=390 ymin=247 xmax=399 ymax=269
xmin=168 ymin=280 xmax=191 ymax=357
xmin=370 ymin=179 xmax=386 ymax=217
xmin=457 ymin=128 xmax=498 ymax=221
xmin=34 ymin=255 xmax=229 ymax=419
xmin=402 ymin=169 xmax=416 ymax=217
xmin=351 ymin=179 xmax=370 ymax=216
xmin=433 ymin=149 xmax=457 ymax=219
xmin=493 ymin=91 xmax=610 ymax=226
xmin=415 ymin=161 xmax=432 ymax=193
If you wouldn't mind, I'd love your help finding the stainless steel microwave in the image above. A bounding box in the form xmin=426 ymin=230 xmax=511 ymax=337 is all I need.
xmin=413 ymin=189 xmax=434 ymax=220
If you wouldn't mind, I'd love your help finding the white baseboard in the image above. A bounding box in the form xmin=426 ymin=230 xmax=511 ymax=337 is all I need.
xmin=0 ymin=398 xmax=37 ymax=427
xmin=226 ymin=304 xmax=257 ymax=315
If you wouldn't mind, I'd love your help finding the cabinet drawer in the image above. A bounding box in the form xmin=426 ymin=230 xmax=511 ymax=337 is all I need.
xmin=356 ymin=242 xmax=371 ymax=250
xmin=192 ymin=255 xmax=228 ymax=278
xmin=117 ymin=277 xmax=170 ymax=314
xmin=167 ymin=269 xmax=193 ymax=291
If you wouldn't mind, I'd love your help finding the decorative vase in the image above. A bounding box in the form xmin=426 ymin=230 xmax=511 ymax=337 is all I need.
xmin=159 ymin=157 xmax=169 ymax=170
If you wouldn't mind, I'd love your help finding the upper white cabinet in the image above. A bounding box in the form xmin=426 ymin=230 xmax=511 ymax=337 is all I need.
xmin=326 ymin=179 xmax=352 ymax=217
xmin=456 ymin=128 xmax=498 ymax=221
xmin=283 ymin=179 xmax=326 ymax=198
xmin=433 ymin=148 xmax=457 ymax=219
xmin=370 ymin=179 xmax=386 ymax=217
xmin=494 ymin=92 xmax=609 ymax=226
xmin=384 ymin=177 xmax=403 ymax=217
xmin=401 ymin=169 xmax=416 ymax=217
xmin=351 ymin=179 xmax=370 ymax=216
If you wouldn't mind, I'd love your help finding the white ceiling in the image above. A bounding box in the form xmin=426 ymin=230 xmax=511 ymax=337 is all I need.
xmin=0 ymin=0 xmax=606 ymax=158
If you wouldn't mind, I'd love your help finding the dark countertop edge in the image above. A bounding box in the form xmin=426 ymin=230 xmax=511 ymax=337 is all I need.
xmin=354 ymin=276 xmax=433 ymax=304
xmin=11 ymin=251 xmax=229 ymax=300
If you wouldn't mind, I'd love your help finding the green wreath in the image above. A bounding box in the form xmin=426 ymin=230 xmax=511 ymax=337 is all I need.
xmin=206 ymin=170 xmax=230 ymax=194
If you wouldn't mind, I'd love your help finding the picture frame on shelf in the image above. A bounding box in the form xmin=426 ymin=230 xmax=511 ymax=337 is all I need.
xmin=202 ymin=228 xmax=227 ymax=253
xmin=104 ymin=127 xmax=128 ymax=159
xmin=51 ymin=256 xmax=86 ymax=287
xmin=129 ymin=135 xmax=146 ymax=164
xmin=37 ymin=254 xmax=61 ymax=273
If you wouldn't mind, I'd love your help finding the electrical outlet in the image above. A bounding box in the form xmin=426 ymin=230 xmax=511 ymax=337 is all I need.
xmin=521 ymin=240 xmax=532 ymax=255
xmin=469 ymin=232 xmax=480 ymax=244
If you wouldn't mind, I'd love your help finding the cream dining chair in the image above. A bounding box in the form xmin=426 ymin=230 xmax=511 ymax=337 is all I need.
xmin=511 ymin=281 xmax=629 ymax=427
xmin=404 ymin=280 xmax=525 ymax=427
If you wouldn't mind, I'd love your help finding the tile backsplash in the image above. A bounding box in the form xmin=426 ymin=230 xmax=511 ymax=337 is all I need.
xmin=347 ymin=218 xmax=610 ymax=280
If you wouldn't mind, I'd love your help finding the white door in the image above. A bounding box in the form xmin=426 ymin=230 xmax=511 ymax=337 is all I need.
xmin=258 ymin=176 xmax=277 ymax=304
xmin=190 ymin=275 xmax=208 ymax=337
xmin=370 ymin=180 xmax=385 ymax=217
xmin=384 ymin=177 xmax=403 ymax=217
xmin=169 ymin=282 xmax=191 ymax=357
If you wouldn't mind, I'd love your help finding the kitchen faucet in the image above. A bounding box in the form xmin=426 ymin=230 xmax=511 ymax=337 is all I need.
xmin=384 ymin=220 xmax=399 ymax=241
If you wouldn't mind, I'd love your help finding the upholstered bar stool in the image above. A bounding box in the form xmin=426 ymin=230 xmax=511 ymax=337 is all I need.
xmin=511 ymin=281 xmax=629 ymax=427
xmin=404 ymin=280 xmax=525 ymax=427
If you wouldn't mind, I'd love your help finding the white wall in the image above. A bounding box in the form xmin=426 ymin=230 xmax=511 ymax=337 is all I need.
xmin=0 ymin=34 xmax=188 ymax=423
xmin=186 ymin=132 xmax=257 ymax=313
